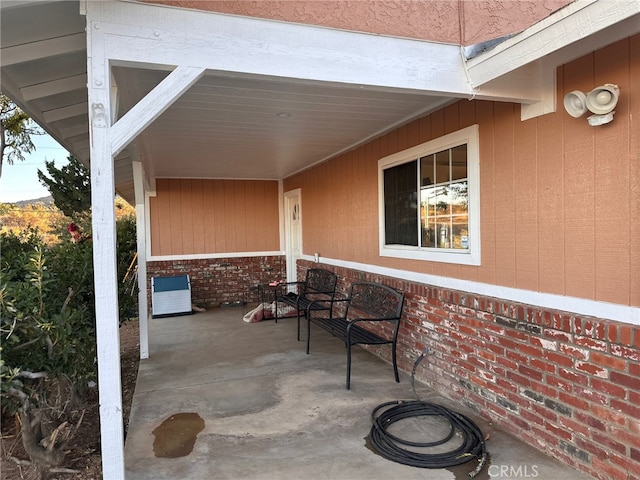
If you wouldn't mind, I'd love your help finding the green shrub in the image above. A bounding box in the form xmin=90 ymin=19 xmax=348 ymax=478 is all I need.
xmin=1 ymin=216 xmax=139 ymax=416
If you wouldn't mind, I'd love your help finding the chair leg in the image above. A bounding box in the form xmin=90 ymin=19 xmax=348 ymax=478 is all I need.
xmin=306 ymin=319 xmax=311 ymax=354
xmin=346 ymin=343 xmax=352 ymax=390
xmin=392 ymin=341 xmax=399 ymax=383
xmin=296 ymin=311 xmax=301 ymax=341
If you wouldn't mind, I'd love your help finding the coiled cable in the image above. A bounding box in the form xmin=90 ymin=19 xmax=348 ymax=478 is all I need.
xmin=368 ymin=351 xmax=487 ymax=478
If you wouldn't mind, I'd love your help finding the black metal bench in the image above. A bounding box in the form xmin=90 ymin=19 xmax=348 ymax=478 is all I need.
xmin=274 ymin=268 xmax=338 ymax=341
xmin=306 ymin=281 xmax=405 ymax=389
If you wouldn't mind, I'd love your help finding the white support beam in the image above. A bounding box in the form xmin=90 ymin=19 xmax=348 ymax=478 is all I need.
xmin=110 ymin=65 xmax=205 ymax=157
xmin=86 ymin=5 xmax=126 ymax=477
xmin=0 ymin=32 xmax=85 ymax=66
xmin=92 ymin=1 xmax=473 ymax=98
xmin=20 ymin=74 xmax=87 ymax=101
xmin=132 ymin=161 xmax=149 ymax=360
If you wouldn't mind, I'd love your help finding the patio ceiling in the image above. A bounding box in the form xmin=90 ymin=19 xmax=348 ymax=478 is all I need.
xmin=2 ymin=0 xmax=458 ymax=203
xmin=2 ymin=0 xmax=639 ymax=204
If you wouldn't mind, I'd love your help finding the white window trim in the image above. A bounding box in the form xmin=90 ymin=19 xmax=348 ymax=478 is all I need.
xmin=378 ymin=124 xmax=481 ymax=265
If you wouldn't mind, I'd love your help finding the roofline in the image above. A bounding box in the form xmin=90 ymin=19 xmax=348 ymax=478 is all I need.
xmin=466 ymin=0 xmax=640 ymax=87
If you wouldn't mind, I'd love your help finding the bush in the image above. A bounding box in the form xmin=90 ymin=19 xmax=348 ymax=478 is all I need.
xmin=0 ymin=216 xmax=139 ymax=469
xmin=1 ymin=216 xmax=138 ymax=415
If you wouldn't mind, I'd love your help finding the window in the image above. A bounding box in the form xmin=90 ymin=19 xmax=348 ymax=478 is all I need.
xmin=378 ymin=125 xmax=480 ymax=265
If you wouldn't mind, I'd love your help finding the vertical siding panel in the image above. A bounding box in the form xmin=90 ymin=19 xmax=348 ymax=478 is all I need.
xmin=444 ymin=103 xmax=463 ymax=279
xmin=149 ymin=194 xmax=161 ymax=256
xmin=630 ymin=35 xmax=640 ymax=307
xmin=304 ymin=168 xmax=322 ymax=256
xmin=514 ymin=117 xmax=538 ymax=291
xmin=243 ymin=181 xmax=255 ymax=251
xmin=180 ymin=179 xmax=194 ymax=254
xmin=191 ymin=179 xmax=205 ymax=254
xmin=365 ymin=139 xmax=381 ymax=264
xmin=476 ymin=101 xmax=496 ymax=285
xmin=563 ymin=54 xmax=596 ymax=299
xmin=328 ymin=156 xmax=340 ymax=258
xmin=431 ymin=109 xmax=445 ymax=139
xmin=223 ymin=181 xmax=237 ymax=250
xmin=418 ymin=115 xmax=431 ymax=144
xmin=493 ymin=103 xmax=517 ymax=287
xmin=214 ymin=180 xmax=227 ymax=252
xmin=235 ymin=181 xmax=247 ymax=251
xmin=537 ymin=69 xmax=565 ymax=295
xmin=156 ymin=180 xmax=173 ymax=255
xmin=406 ymin=118 xmax=420 ymax=148
xmin=396 ymin=123 xmax=408 ymax=151
xmin=458 ymin=99 xmax=476 ymax=130
xmin=250 ymin=181 xmax=264 ymax=252
xmin=168 ymin=180 xmax=183 ymax=255
xmin=347 ymin=149 xmax=356 ymax=261
xmin=266 ymin=181 xmax=279 ymax=250
xmin=387 ymin=129 xmax=398 ymax=158
xmin=593 ymin=41 xmax=630 ymax=304
xmin=458 ymin=100 xmax=479 ymax=281
xmin=443 ymin=103 xmax=459 ymax=135
xmin=204 ymin=180 xmax=217 ymax=253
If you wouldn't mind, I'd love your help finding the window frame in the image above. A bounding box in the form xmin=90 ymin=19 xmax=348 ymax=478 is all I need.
xmin=378 ymin=124 xmax=481 ymax=265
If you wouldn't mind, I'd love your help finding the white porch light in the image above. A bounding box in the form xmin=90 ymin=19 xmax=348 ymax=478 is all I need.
xmin=563 ymin=83 xmax=620 ymax=126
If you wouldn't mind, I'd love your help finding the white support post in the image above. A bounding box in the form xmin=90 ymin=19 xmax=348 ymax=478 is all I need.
xmin=132 ymin=161 xmax=149 ymax=359
xmin=86 ymin=12 xmax=126 ymax=479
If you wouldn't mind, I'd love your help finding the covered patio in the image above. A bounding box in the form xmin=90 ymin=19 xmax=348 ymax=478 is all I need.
xmin=124 ymin=308 xmax=585 ymax=479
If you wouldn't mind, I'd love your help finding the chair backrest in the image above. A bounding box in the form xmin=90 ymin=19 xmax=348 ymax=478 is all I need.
xmin=304 ymin=268 xmax=338 ymax=295
xmin=347 ymin=282 xmax=404 ymax=319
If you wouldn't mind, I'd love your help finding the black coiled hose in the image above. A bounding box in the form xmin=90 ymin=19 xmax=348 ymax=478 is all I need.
xmin=368 ymin=352 xmax=487 ymax=478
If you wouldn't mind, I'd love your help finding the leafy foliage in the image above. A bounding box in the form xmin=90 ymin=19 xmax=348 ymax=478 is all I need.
xmin=0 ymin=215 xmax=138 ymax=419
xmin=0 ymin=93 xmax=44 ymax=178
xmin=0 ymin=243 xmax=96 ymax=415
xmin=37 ymin=156 xmax=92 ymax=220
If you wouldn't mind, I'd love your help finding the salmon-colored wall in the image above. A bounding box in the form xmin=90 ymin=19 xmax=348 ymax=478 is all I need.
xmin=144 ymin=0 xmax=571 ymax=45
xmin=284 ymin=36 xmax=640 ymax=308
xmin=149 ymin=178 xmax=280 ymax=256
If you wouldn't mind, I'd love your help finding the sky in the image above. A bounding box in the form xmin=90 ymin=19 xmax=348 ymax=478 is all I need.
xmin=0 ymin=133 xmax=70 ymax=203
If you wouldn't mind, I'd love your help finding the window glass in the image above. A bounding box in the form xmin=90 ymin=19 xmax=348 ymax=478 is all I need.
xmin=379 ymin=125 xmax=479 ymax=265
xmin=383 ymin=161 xmax=418 ymax=246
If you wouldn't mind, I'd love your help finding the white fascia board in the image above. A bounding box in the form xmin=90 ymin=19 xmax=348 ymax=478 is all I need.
xmin=467 ymin=0 xmax=640 ymax=87
xmin=88 ymin=0 xmax=472 ymax=96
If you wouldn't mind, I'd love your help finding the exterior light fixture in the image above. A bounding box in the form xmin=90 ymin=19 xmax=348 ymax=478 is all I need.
xmin=563 ymin=84 xmax=619 ymax=126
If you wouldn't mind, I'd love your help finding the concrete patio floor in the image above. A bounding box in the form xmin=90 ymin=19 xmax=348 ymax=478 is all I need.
xmin=124 ymin=307 xmax=587 ymax=480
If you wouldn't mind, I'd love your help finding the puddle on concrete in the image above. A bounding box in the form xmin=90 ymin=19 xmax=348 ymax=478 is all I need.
xmin=152 ymin=412 xmax=205 ymax=458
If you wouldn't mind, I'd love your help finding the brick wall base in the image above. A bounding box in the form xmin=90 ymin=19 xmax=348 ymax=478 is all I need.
xmin=296 ymin=260 xmax=640 ymax=480
xmin=147 ymin=256 xmax=286 ymax=308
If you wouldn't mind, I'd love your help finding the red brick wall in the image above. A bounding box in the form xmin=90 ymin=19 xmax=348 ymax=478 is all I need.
xmin=297 ymin=260 xmax=640 ymax=480
xmin=147 ymin=256 xmax=286 ymax=308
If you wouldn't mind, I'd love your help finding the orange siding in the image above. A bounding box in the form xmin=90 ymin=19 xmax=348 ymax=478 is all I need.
xmin=631 ymin=34 xmax=640 ymax=307
xmin=149 ymin=179 xmax=279 ymax=256
xmin=284 ymin=36 xmax=639 ymax=307
xmin=593 ymin=42 xmax=630 ymax=305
